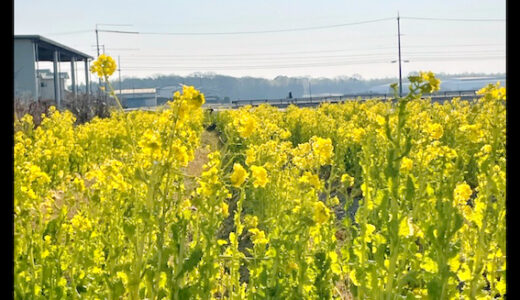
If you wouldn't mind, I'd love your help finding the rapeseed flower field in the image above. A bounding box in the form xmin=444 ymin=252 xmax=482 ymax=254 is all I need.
xmin=14 ymin=55 xmax=505 ymax=299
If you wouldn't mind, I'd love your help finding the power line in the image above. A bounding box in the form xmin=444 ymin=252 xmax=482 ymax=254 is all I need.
xmin=94 ymin=15 xmax=504 ymax=37
xmin=118 ymin=45 xmax=503 ymax=59
xmin=98 ymin=17 xmax=395 ymax=35
xmin=43 ymin=16 xmax=503 ymax=37
xmin=401 ymin=16 xmax=505 ymax=22
xmin=403 ymin=43 xmax=504 ymax=49
xmin=96 ymin=23 xmax=134 ymax=27
xmin=43 ymin=30 xmax=92 ymax=36
xmin=121 ymin=46 xmax=397 ymax=58
xmin=122 ymin=52 xmax=397 ymax=61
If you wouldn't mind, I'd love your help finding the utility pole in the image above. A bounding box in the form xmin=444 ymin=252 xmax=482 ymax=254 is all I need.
xmin=95 ymin=25 xmax=100 ymax=57
xmin=397 ymin=12 xmax=403 ymax=97
xmin=95 ymin=25 xmax=102 ymax=97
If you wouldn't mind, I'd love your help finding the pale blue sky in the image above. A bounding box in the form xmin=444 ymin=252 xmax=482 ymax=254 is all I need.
xmin=15 ymin=0 xmax=506 ymax=80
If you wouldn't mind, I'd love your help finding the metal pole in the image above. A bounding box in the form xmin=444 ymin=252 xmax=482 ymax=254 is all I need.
xmin=53 ymin=49 xmax=61 ymax=108
xmin=95 ymin=25 xmax=100 ymax=57
xmin=71 ymin=57 xmax=77 ymax=96
xmin=397 ymin=12 xmax=403 ymax=97
xmin=85 ymin=59 xmax=90 ymax=95
xmin=95 ymin=25 xmax=102 ymax=97
xmin=33 ymin=42 xmax=39 ymax=102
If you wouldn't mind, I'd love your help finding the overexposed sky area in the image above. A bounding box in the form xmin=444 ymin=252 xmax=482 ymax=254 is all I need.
xmin=14 ymin=0 xmax=506 ymax=81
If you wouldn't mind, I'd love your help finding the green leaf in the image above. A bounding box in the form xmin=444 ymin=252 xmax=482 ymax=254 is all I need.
xmin=176 ymin=247 xmax=203 ymax=279
xmin=76 ymin=285 xmax=87 ymax=294
xmin=405 ymin=176 xmax=415 ymax=202
xmin=123 ymin=222 xmax=135 ymax=237
xmin=53 ymin=286 xmax=64 ymax=299
xmin=178 ymin=285 xmax=192 ymax=299
xmin=385 ymin=149 xmax=397 ymax=179
xmin=43 ymin=217 xmax=61 ymax=241
xmin=427 ymin=278 xmax=442 ymax=299
xmin=112 ymin=280 xmax=125 ymax=298
xmin=399 ymin=270 xmax=420 ymax=288
xmin=449 ymin=212 xmax=464 ymax=239
xmin=399 ymin=133 xmax=413 ymax=159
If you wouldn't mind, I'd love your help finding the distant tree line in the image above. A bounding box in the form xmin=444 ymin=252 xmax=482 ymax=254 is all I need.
xmin=75 ymin=72 xmax=505 ymax=102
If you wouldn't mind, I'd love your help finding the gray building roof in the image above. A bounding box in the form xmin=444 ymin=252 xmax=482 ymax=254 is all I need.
xmin=14 ymin=35 xmax=93 ymax=62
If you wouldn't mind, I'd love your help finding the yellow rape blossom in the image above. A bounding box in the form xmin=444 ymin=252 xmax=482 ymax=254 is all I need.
xmin=138 ymin=130 xmax=162 ymax=158
xmin=460 ymin=124 xmax=483 ymax=143
xmin=352 ymin=127 xmax=366 ymax=143
xmin=454 ymin=182 xmax=472 ymax=207
xmin=230 ymin=163 xmax=248 ymax=187
xmin=398 ymin=217 xmax=413 ymax=238
xmin=310 ymin=136 xmax=333 ymax=165
xmin=400 ymin=157 xmax=413 ymax=173
xmin=233 ymin=114 xmax=257 ymax=138
xmin=420 ymin=256 xmax=439 ymax=273
xmin=182 ymin=85 xmax=205 ymax=108
xmin=419 ymin=71 xmax=441 ymax=92
xmin=90 ymin=54 xmax=117 ymax=78
xmin=457 ymin=263 xmax=472 ymax=281
xmin=448 ymin=254 xmax=461 ymax=273
xmin=299 ymin=171 xmax=321 ymax=190
xmin=249 ymin=228 xmax=269 ymax=246
xmin=341 ymin=173 xmax=354 ymax=187
xmin=313 ymin=201 xmax=330 ymax=224
xmin=250 ymin=165 xmax=268 ymax=188
xmin=425 ymin=123 xmax=444 ymax=140
xmin=496 ymin=279 xmax=506 ymax=295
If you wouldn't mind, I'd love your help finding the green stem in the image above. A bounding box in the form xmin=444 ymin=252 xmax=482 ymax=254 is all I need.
xmin=104 ymin=77 xmax=124 ymax=111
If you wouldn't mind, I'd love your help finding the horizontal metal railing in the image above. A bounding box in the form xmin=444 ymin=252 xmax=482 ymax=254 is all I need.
xmin=231 ymin=90 xmax=479 ymax=108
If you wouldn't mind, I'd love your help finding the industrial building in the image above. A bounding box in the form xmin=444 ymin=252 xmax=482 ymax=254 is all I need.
xmin=115 ymin=88 xmax=158 ymax=108
xmin=14 ymin=35 xmax=93 ymax=107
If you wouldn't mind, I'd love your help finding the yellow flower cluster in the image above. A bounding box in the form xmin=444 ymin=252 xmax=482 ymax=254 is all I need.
xmin=425 ymin=123 xmax=444 ymax=140
xmin=230 ymin=163 xmax=248 ymax=187
xmin=313 ymin=201 xmax=330 ymax=224
xmin=419 ymin=71 xmax=441 ymax=92
xmin=233 ymin=114 xmax=257 ymax=138
xmin=90 ymin=54 xmax=117 ymax=78
xmin=250 ymin=165 xmax=268 ymax=188
xmin=454 ymin=182 xmax=472 ymax=207
xmin=180 ymin=85 xmax=205 ymax=108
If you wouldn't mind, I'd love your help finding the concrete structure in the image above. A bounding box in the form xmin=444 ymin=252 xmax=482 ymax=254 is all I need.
xmin=116 ymin=88 xmax=158 ymax=108
xmin=37 ymin=69 xmax=69 ymax=100
xmin=14 ymin=35 xmax=93 ymax=107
